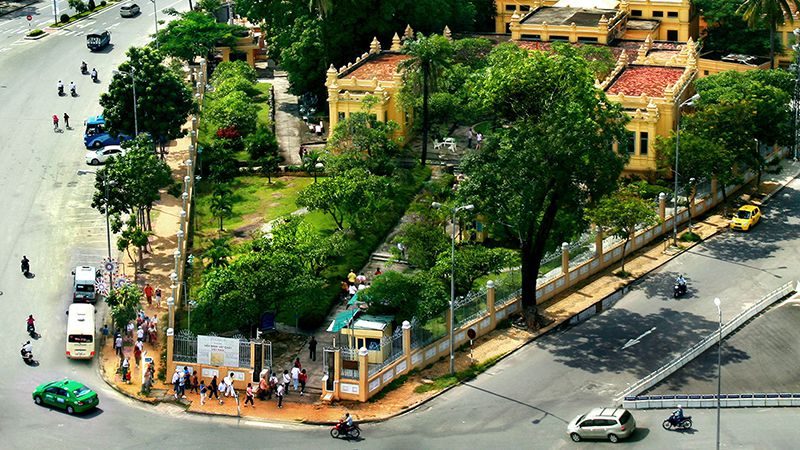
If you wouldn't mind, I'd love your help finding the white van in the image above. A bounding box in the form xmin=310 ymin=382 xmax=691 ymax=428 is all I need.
xmin=66 ymin=303 xmax=96 ymax=359
xmin=73 ymin=266 xmax=98 ymax=303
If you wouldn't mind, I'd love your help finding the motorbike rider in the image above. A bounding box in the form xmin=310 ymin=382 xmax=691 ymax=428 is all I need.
xmin=81 ymin=61 xmax=87 ymax=73
xmin=57 ymin=80 xmax=64 ymax=95
xmin=342 ymin=412 xmax=354 ymax=432
xmin=21 ymin=255 xmax=30 ymax=275
xmin=21 ymin=341 xmax=33 ymax=360
xmin=69 ymin=81 xmax=77 ymax=95
xmin=672 ymin=405 xmax=684 ymax=422
xmin=26 ymin=315 xmax=35 ymax=333
xmin=91 ymin=68 xmax=98 ymax=81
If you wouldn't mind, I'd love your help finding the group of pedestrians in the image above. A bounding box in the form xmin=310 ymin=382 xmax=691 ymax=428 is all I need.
xmin=52 ymin=113 xmax=71 ymax=132
xmin=342 ymin=268 xmax=381 ymax=303
xmin=465 ymin=127 xmax=483 ymax=150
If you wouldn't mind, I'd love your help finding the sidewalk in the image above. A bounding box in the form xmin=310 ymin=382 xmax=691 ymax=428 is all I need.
xmin=0 ymin=0 xmax=37 ymax=18
xmin=99 ymin=144 xmax=798 ymax=422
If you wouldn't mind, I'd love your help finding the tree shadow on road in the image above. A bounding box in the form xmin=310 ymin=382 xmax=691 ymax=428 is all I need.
xmin=638 ymin=271 xmax=698 ymax=301
xmin=462 ymin=382 xmax=570 ymax=424
xmin=537 ymin=308 xmax=719 ymax=379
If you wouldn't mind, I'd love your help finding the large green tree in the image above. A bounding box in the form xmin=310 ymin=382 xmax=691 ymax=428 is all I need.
xmin=100 ymin=47 xmax=195 ymax=147
xmin=326 ymin=107 xmax=400 ymax=176
xmin=155 ymin=10 xmax=238 ymax=63
xmin=400 ymin=33 xmax=453 ymax=166
xmin=458 ymin=44 xmax=629 ymax=322
xmin=695 ymin=0 xmax=771 ymax=56
xmin=738 ymin=0 xmax=800 ymax=67
xmin=364 ymin=270 xmax=448 ymax=322
xmin=106 ymin=284 xmax=142 ymax=331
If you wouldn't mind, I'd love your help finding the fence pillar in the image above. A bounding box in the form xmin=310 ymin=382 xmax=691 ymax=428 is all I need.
xmin=658 ymin=192 xmax=666 ymax=220
xmin=166 ymin=327 xmax=175 ymax=381
xmin=487 ymin=280 xmax=496 ymax=329
xmin=358 ymin=347 xmax=369 ymax=402
xmin=711 ymin=177 xmax=718 ymax=204
xmin=333 ymin=349 xmax=342 ymax=400
xmin=402 ymin=321 xmax=412 ymax=372
xmin=595 ymin=227 xmax=604 ymax=258
xmin=561 ymin=242 xmax=570 ymax=275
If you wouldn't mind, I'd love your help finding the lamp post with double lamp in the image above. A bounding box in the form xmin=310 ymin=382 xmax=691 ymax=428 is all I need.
xmin=792 ymin=29 xmax=800 ymax=161
xmin=673 ymin=93 xmax=701 ymax=246
xmin=77 ymin=170 xmax=115 ymax=291
xmin=713 ymin=296 xmax=722 ymax=450
xmin=431 ymin=201 xmax=475 ymax=375
xmin=112 ymin=68 xmax=139 ymax=137
xmin=150 ymin=0 xmax=159 ymax=49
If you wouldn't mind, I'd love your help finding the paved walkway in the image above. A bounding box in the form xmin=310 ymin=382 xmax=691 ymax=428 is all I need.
xmin=269 ymin=72 xmax=303 ymax=166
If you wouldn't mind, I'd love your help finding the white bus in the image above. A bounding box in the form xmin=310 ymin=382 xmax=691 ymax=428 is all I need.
xmin=66 ymin=303 xmax=96 ymax=359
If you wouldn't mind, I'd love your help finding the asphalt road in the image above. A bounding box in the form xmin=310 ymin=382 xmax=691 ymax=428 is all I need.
xmin=2 ymin=4 xmax=800 ymax=447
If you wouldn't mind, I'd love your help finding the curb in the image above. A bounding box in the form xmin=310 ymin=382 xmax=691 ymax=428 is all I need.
xmin=45 ymin=1 xmax=119 ymax=31
xmin=102 ymin=161 xmax=800 ymax=425
xmin=23 ymin=32 xmax=47 ymax=40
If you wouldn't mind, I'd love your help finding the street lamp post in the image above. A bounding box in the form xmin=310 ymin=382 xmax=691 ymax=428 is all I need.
xmin=77 ymin=170 xmax=115 ymax=291
xmin=687 ymin=177 xmax=696 ymax=230
xmin=432 ymin=201 xmax=474 ymax=375
xmin=150 ymin=0 xmax=159 ymax=48
xmin=793 ymin=29 xmax=800 ymax=161
xmin=714 ymin=297 xmax=722 ymax=450
xmin=673 ymin=93 xmax=701 ymax=246
xmin=112 ymin=68 xmax=139 ymax=136
xmin=314 ymin=162 xmax=324 ymax=183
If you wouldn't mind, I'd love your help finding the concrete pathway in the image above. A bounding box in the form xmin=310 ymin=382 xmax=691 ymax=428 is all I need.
xmin=270 ymin=72 xmax=303 ymax=166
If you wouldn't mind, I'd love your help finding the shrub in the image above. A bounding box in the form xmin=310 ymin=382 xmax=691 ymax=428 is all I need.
xmin=60 ymin=13 xmax=70 ymax=23
xmin=27 ymin=29 xmax=44 ymax=37
xmin=100 ymin=0 xmax=106 ymax=4
xmin=88 ymin=0 xmax=96 ymax=10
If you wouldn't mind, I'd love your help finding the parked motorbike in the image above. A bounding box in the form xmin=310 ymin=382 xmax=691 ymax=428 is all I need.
xmin=673 ymin=283 xmax=687 ymax=298
xmin=662 ymin=415 xmax=692 ymax=430
xmin=330 ymin=420 xmax=360 ymax=439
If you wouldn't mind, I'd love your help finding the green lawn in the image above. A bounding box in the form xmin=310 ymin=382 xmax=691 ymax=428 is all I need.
xmin=253 ymin=83 xmax=272 ymax=127
xmin=193 ymin=175 xmax=315 ymax=248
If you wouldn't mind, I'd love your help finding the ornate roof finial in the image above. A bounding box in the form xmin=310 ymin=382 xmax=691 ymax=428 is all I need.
xmin=369 ymin=36 xmax=381 ymax=54
xmin=404 ymin=24 xmax=414 ymax=40
xmin=443 ymin=25 xmax=452 ymax=40
xmin=391 ymin=32 xmax=402 ymax=51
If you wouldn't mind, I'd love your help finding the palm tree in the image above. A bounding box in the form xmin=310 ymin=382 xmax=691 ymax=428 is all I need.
xmin=400 ymin=33 xmax=453 ymax=166
xmin=203 ymin=237 xmax=231 ymax=268
xmin=209 ymin=184 xmax=234 ymax=233
xmin=738 ymin=0 xmax=800 ymax=68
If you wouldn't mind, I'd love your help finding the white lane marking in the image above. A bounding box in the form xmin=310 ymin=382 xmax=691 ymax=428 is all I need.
xmin=107 ymin=23 xmax=120 ymax=29
xmin=77 ymin=22 xmax=92 ymax=29
xmin=0 ymin=48 xmax=10 ymax=52
xmin=242 ymin=421 xmax=288 ymax=430
xmin=622 ymin=326 xmax=657 ymax=350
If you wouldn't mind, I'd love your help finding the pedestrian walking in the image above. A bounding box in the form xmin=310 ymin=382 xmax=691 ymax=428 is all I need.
xmin=133 ymin=340 xmax=142 ymax=366
xmin=114 ymin=335 xmax=123 ymax=356
xmin=178 ymin=371 xmax=187 ymax=398
xmin=172 ymin=369 xmax=181 ymax=399
xmin=137 ymin=326 xmax=144 ymax=342
xmin=291 ymin=365 xmax=300 ymax=392
xmin=190 ymin=371 xmax=199 ymax=394
xmin=208 ymin=375 xmax=219 ymax=401
xmin=224 ymin=372 xmax=235 ymax=397
xmin=309 ymin=336 xmax=317 ymax=361
xmin=121 ymin=357 xmax=130 ymax=383
xmin=143 ymin=283 xmax=154 ymax=306
xmin=299 ymin=369 xmax=307 ymax=396
xmin=245 ymin=383 xmax=255 ymax=407
xmin=52 ymin=114 xmax=59 ymax=132
xmin=268 ymin=373 xmax=278 ymax=400
xmin=63 ymin=112 xmax=70 ymax=130
xmin=257 ymin=376 xmax=269 ymax=401
xmin=199 ymin=380 xmax=207 ymax=405
xmin=20 ymin=255 xmax=30 ymax=275
xmin=294 ymin=357 xmax=302 ymax=369
xmin=466 ymin=127 xmax=474 ymax=149
xmin=282 ymin=370 xmax=291 ymax=396
xmin=397 ymin=242 xmax=406 ymax=259
xmin=155 ymin=288 xmax=162 ymax=307
xmin=347 ymin=269 xmax=357 ymax=285
xmin=276 ymin=383 xmax=285 ymax=408
xmin=476 ymin=132 xmax=483 ymax=150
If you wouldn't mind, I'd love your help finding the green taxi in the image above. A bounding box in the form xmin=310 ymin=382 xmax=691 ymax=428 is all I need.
xmin=32 ymin=379 xmax=99 ymax=414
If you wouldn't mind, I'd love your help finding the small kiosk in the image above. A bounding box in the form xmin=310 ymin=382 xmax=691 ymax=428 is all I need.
xmin=338 ymin=315 xmax=395 ymax=364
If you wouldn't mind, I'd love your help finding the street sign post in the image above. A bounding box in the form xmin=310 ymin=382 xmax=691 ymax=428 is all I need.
xmin=467 ymin=328 xmax=476 ymax=362
xmin=26 ymin=15 xmax=32 ymax=32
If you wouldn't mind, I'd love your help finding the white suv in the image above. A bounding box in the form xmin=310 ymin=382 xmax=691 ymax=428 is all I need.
xmin=567 ymin=407 xmax=636 ymax=443
xmin=120 ymin=3 xmax=140 ymax=17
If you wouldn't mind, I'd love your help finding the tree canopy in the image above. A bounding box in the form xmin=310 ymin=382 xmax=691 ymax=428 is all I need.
xmin=458 ymin=43 xmax=630 ymax=318
xmin=100 ymin=46 xmax=195 ymax=144
xmin=155 ymin=10 xmax=239 ymax=63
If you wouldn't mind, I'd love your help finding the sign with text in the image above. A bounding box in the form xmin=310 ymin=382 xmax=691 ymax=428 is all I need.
xmin=197 ymin=335 xmax=240 ymax=367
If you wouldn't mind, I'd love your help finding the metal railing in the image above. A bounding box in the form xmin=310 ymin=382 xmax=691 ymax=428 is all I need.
xmin=615 ymin=282 xmax=795 ymax=402
xmin=173 ymin=329 xmax=198 ymax=363
xmin=454 ymin=288 xmax=488 ymax=328
xmin=368 ymin=327 xmax=405 ymax=377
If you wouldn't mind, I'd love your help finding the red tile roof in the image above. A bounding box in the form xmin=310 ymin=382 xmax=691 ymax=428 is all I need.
xmin=343 ymin=53 xmax=410 ymax=81
xmin=606 ymin=66 xmax=684 ymax=97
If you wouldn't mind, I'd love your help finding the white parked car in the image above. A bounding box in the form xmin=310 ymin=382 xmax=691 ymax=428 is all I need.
xmin=120 ymin=3 xmax=140 ymax=17
xmin=85 ymin=145 xmax=126 ymax=165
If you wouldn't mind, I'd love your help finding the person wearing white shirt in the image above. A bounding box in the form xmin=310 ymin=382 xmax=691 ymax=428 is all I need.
xmin=291 ymin=366 xmax=301 ymax=391
xmin=223 ymin=372 xmax=236 ymax=397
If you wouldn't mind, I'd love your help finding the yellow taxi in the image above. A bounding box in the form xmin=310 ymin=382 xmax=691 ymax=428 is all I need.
xmin=730 ymin=205 xmax=761 ymax=231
